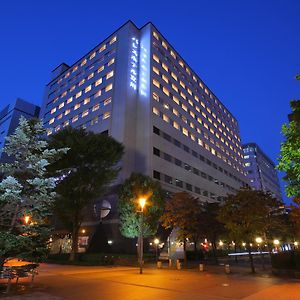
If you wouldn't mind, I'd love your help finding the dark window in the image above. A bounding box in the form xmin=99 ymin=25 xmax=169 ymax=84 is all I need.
xmin=163 ymin=132 xmax=171 ymax=142
xmin=164 ymin=175 xmax=173 ymax=184
xmin=218 ymin=167 xmax=223 ymax=172
xmin=183 ymin=145 xmax=189 ymax=153
xmin=208 ymin=176 xmax=213 ymax=181
xmin=192 ymin=150 xmax=198 ymax=158
xmin=193 ymin=168 xmax=199 ymax=175
xmin=173 ymin=139 xmax=181 ymax=147
xmin=184 ymin=164 xmax=191 ymax=171
xmin=153 ymin=147 xmax=160 ymax=156
xmin=153 ymin=170 xmax=161 ymax=180
xmin=194 ymin=187 xmax=201 ymax=194
xmin=101 ymin=130 xmax=109 ymax=136
xmin=206 ymin=159 xmax=211 ymax=166
xmin=212 ymin=163 xmax=218 ymax=169
xmin=203 ymin=190 xmax=208 ymax=197
xmin=199 ymin=155 xmax=205 ymax=161
xmin=175 ymin=179 xmax=183 ymax=188
xmin=175 ymin=158 xmax=182 ymax=167
xmin=186 ymin=183 xmax=192 ymax=191
xmin=201 ymin=172 xmax=207 ymax=179
xmin=153 ymin=126 xmax=160 ymax=135
xmin=164 ymin=153 xmax=172 ymax=162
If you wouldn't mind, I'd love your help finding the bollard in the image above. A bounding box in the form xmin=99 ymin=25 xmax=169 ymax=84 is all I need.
xmin=177 ymin=261 xmax=181 ymax=270
xmin=169 ymin=259 xmax=172 ymax=268
xmin=225 ymin=264 xmax=231 ymax=274
xmin=199 ymin=263 xmax=204 ymax=272
xmin=157 ymin=261 xmax=162 ymax=269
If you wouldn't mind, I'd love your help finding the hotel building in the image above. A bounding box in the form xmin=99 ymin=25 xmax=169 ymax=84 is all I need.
xmin=40 ymin=21 xmax=248 ymax=251
xmin=243 ymin=143 xmax=282 ymax=201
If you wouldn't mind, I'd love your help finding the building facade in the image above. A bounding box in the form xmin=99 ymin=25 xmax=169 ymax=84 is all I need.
xmin=243 ymin=143 xmax=282 ymax=201
xmin=0 ymin=98 xmax=40 ymax=162
xmin=40 ymin=21 xmax=248 ymax=251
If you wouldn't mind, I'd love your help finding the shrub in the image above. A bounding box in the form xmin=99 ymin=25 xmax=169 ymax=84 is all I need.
xmin=271 ymin=251 xmax=300 ymax=270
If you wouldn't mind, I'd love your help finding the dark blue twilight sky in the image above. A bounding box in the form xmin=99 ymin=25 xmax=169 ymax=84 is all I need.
xmin=0 ymin=0 xmax=299 ymax=203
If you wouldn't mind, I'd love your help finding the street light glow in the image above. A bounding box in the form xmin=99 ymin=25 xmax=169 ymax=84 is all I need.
xmin=273 ymin=239 xmax=280 ymax=245
xmin=154 ymin=238 xmax=159 ymax=245
xmin=24 ymin=215 xmax=30 ymax=225
xmin=139 ymin=197 xmax=146 ymax=210
xmin=255 ymin=237 xmax=262 ymax=244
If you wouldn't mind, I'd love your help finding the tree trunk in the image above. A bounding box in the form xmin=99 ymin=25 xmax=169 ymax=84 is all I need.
xmin=234 ymin=242 xmax=238 ymax=263
xmin=183 ymin=239 xmax=187 ymax=267
xmin=247 ymin=245 xmax=255 ymax=273
xmin=70 ymin=221 xmax=79 ymax=262
xmin=212 ymin=240 xmax=218 ymax=264
xmin=9 ymin=204 xmax=20 ymax=232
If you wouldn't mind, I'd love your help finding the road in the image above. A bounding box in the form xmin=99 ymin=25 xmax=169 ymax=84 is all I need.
xmin=1 ymin=264 xmax=300 ymax=299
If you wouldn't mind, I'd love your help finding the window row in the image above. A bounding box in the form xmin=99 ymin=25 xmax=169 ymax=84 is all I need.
xmin=152 ymin=104 xmax=244 ymax=173
xmin=153 ymin=170 xmax=224 ymax=201
xmin=152 ymin=32 xmax=237 ymax=128
xmin=152 ymin=90 xmax=242 ymax=159
xmin=48 ymin=57 xmax=115 ymax=106
xmin=153 ymin=126 xmax=248 ymax=186
xmin=50 ymin=36 xmax=117 ymax=89
xmin=47 ymin=111 xmax=111 ymax=136
xmin=153 ymin=147 xmax=237 ymax=193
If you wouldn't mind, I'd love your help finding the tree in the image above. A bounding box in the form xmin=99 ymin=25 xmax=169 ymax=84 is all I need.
xmin=198 ymin=202 xmax=225 ymax=264
xmin=118 ymin=173 xmax=165 ymax=241
xmin=160 ymin=192 xmax=202 ymax=266
xmin=0 ymin=117 xmax=66 ymax=266
xmin=48 ymin=127 xmax=124 ymax=261
xmin=278 ymin=76 xmax=300 ymax=199
xmin=218 ymin=189 xmax=282 ymax=273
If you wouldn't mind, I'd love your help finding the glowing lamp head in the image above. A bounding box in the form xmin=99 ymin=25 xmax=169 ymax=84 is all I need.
xmin=154 ymin=238 xmax=159 ymax=245
xmin=81 ymin=229 xmax=86 ymax=234
xmin=273 ymin=239 xmax=280 ymax=246
xmin=139 ymin=198 xmax=146 ymax=210
xmin=255 ymin=237 xmax=262 ymax=244
xmin=242 ymin=242 xmax=246 ymax=247
xmin=219 ymin=240 xmax=224 ymax=246
xmin=294 ymin=241 xmax=298 ymax=246
xmin=24 ymin=216 xmax=30 ymax=225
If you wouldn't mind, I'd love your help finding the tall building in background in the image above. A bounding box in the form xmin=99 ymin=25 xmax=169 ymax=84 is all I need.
xmin=243 ymin=143 xmax=282 ymax=201
xmin=40 ymin=21 xmax=248 ymax=251
xmin=0 ymin=98 xmax=40 ymax=162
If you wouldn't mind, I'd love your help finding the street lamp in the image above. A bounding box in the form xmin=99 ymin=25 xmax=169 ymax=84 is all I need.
xmin=255 ymin=237 xmax=263 ymax=244
xmin=273 ymin=239 xmax=280 ymax=246
xmin=154 ymin=238 xmax=159 ymax=262
xmin=255 ymin=237 xmax=265 ymax=270
xmin=24 ymin=215 xmax=30 ymax=225
xmin=138 ymin=197 xmax=146 ymax=274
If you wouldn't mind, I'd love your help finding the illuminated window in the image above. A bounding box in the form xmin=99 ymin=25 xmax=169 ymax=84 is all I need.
xmin=65 ymin=109 xmax=70 ymax=115
xmin=153 ymin=66 xmax=159 ymax=75
xmin=198 ymin=139 xmax=203 ymax=146
xmin=70 ymin=85 xmax=75 ymax=92
xmin=170 ymin=51 xmax=176 ymax=60
xmin=106 ymin=71 xmax=114 ymax=79
xmin=72 ymin=66 xmax=78 ymax=73
xmin=63 ymin=120 xmax=69 ymax=127
xmin=104 ymin=97 xmax=112 ymax=105
xmin=180 ymin=81 xmax=185 ymax=89
xmin=89 ymin=52 xmax=96 ymax=60
xmin=79 ymin=79 xmax=85 ymax=86
xmin=82 ymin=110 xmax=89 ymax=117
xmin=173 ymin=108 xmax=179 ymax=116
xmin=173 ymin=121 xmax=179 ymax=130
xmin=153 ymin=92 xmax=159 ymax=101
xmin=84 ymin=98 xmax=90 ymax=105
xmin=57 ymin=113 xmax=62 ymax=120
xmin=88 ymin=73 xmax=94 ymax=80
xmin=67 ymin=97 xmax=73 ymax=104
xmin=153 ymin=31 xmax=159 ymax=40
xmin=99 ymin=44 xmax=106 ymax=52
xmin=162 ymin=41 xmax=168 ymax=50
xmin=94 ymin=90 xmax=101 ymax=98
xmin=172 ymin=84 xmax=178 ymax=92
xmin=153 ymin=79 xmax=160 ymax=88
xmin=191 ymin=133 xmax=195 ymax=141
xmin=153 ymin=107 xmax=160 ymax=115
xmin=59 ymin=102 xmax=64 ymax=109
xmin=173 ymin=96 xmax=179 ymax=105
xmin=95 ymin=78 xmax=102 ymax=86
xmin=50 ymin=108 xmax=56 ymax=114
xmin=182 ymin=104 xmax=187 ymax=111
xmin=108 ymin=58 xmax=115 ymax=66
xmin=98 ymin=66 xmax=104 ymax=73
xmin=110 ymin=36 xmax=117 ymax=44
xmin=171 ymin=72 xmax=178 ymax=81
xmin=190 ymin=111 xmax=195 ymax=118
xmin=162 ymin=63 xmax=168 ymax=72
xmin=186 ymin=67 xmax=191 ymax=75
xmin=153 ymin=54 xmax=160 ymax=63
xmin=105 ymin=83 xmax=113 ymax=92
xmin=163 ymin=103 xmax=169 ymax=110
xmin=103 ymin=112 xmax=111 ymax=119
xmin=85 ymin=85 xmax=92 ymax=93
xmin=91 ymin=116 xmax=99 ymax=125
xmin=163 ymin=87 xmax=170 ymax=96
xmin=187 ymin=88 xmax=192 ymax=96
xmin=49 ymin=118 xmax=54 ymax=125
xmin=92 ymin=103 xmax=100 ymax=111
xmin=76 ymin=91 xmax=82 ymax=99
xmin=47 ymin=129 xmax=53 ymax=136
xmin=180 ymin=92 xmax=186 ymax=100
xmin=55 ymin=125 xmax=61 ymax=132
xmin=81 ymin=59 xmax=87 ymax=66
xmin=182 ymin=127 xmax=188 ymax=136
xmin=72 ymin=115 xmax=79 ymax=123
xmin=61 ymin=91 xmax=67 ymax=98
xmin=179 ymin=61 xmax=184 ymax=68
xmin=74 ymin=103 xmax=81 ymax=110
xmin=162 ymin=74 xmax=169 ymax=83
xmin=163 ymin=114 xmax=169 ymax=123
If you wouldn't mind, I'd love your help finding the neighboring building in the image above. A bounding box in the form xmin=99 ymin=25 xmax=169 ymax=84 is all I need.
xmin=40 ymin=21 xmax=248 ymax=252
xmin=0 ymin=98 xmax=40 ymax=162
xmin=243 ymin=143 xmax=282 ymax=201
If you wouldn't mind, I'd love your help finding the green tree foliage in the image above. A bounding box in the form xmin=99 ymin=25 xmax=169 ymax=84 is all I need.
xmin=118 ymin=173 xmax=165 ymax=239
xmin=0 ymin=117 xmax=66 ymax=266
xmin=218 ymin=189 xmax=283 ymax=273
xmin=48 ymin=127 xmax=123 ymax=261
xmin=160 ymin=192 xmax=202 ymax=265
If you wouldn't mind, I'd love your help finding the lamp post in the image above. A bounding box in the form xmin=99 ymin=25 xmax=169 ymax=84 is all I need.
xmin=139 ymin=197 xmax=146 ymax=274
xmin=255 ymin=237 xmax=265 ymax=270
xmin=154 ymin=238 xmax=159 ymax=262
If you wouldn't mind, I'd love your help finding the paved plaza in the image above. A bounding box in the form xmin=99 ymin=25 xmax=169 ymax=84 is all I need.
xmin=1 ymin=263 xmax=300 ymax=300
